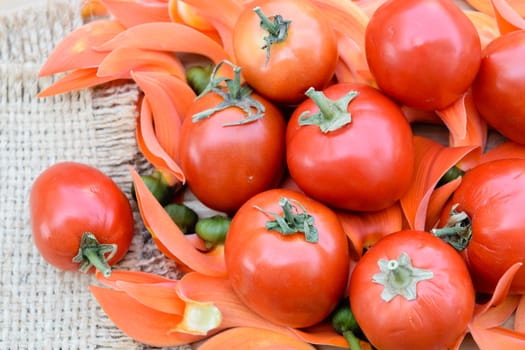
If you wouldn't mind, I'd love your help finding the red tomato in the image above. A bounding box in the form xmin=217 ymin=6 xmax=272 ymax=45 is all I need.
xmin=365 ymin=0 xmax=481 ymax=110
xmin=232 ymin=0 xmax=338 ymax=104
xmin=472 ymin=30 xmax=525 ymax=145
xmin=435 ymin=158 xmax=525 ymax=294
xmin=286 ymin=83 xmax=414 ymax=212
xmin=225 ymin=188 xmax=350 ymax=328
xmin=349 ymin=230 xmax=475 ymax=350
xmin=179 ymin=89 xmax=286 ymax=215
xmin=29 ymin=162 xmax=134 ymax=276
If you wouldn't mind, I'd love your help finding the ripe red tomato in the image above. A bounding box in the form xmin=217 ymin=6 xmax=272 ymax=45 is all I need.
xmin=365 ymin=0 xmax=481 ymax=110
xmin=232 ymin=0 xmax=338 ymax=104
xmin=224 ymin=188 xmax=350 ymax=328
xmin=286 ymin=82 xmax=414 ymax=212
xmin=179 ymin=87 xmax=286 ymax=215
xmin=29 ymin=162 xmax=134 ymax=276
xmin=471 ymin=30 xmax=525 ymax=145
xmin=435 ymin=158 xmax=525 ymax=294
xmin=349 ymin=230 xmax=475 ymax=350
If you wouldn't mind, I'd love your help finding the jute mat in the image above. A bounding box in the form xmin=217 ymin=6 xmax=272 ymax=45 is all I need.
xmin=0 ymin=1 xmax=190 ymax=348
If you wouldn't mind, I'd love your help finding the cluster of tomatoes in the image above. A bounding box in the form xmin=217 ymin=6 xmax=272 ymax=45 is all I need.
xmin=31 ymin=0 xmax=525 ymax=349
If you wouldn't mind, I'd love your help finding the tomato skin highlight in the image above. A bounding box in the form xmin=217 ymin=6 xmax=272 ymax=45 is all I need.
xmin=224 ymin=188 xmax=350 ymax=328
xmin=365 ymin=0 xmax=481 ymax=110
xmin=437 ymin=158 xmax=525 ymax=294
xmin=349 ymin=230 xmax=475 ymax=350
xmin=232 ymin=0 xmax=338 ymax=104
xmin=179 ymin=91 xmax=286 ymax=214
xmin=286 ymin=83 xmax=414 ymax=212
xmin=472 ymin=30 xmax=525 ymax=145
xmin=29 ymin=162 xmax=134 ymax=273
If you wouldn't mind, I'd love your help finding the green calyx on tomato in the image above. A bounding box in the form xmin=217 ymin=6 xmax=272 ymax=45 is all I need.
xmin=372 ymin=252 xmax=433 ymax=302
xmin=431 ymin=203 xmax=472 ymax=251
xmin=72 ymin=232 xmax=117 ymax=277
xmin=195 ymin=215 xmax=231 ymax=249
xmin=254 ymin=197 xmax=318 ymax=243
xmin=253 ymin=6 xmax=291 ymax=64
xmin=298 ymin=87 xmax=358 ymax=133
xmin=192 ymin=60 xmax=265 ymax=125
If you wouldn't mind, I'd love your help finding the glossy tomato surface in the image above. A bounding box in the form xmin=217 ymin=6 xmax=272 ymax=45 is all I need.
xmin=472 ymin=30 xmax=525 ymax=145
xmin=438 ymin=158 xmax=525 ymax=293
xmin=29 ymin=162 xmax=134 ymax=272
xmin=225 ymin=188 xmax=350 ymax=328
xmin=286 ymin=82 xmax=414 ymax=212
xmin=365 ymin=0 xmax=481 ymax=110
xmin=349 ymin=230 xmax=475 ymax=350
xmin=232 ymin=0 xmax=338 ymax=104
xmin=179 ymin=92 xmax=286 ymax=214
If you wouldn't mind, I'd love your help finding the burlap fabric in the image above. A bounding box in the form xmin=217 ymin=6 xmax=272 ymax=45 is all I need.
xmin=0 ymin=1 xmax=191 ymax=348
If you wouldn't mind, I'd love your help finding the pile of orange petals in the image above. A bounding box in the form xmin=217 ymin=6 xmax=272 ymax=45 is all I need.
xmin=91 ymin=269 xmax=358 ymax=348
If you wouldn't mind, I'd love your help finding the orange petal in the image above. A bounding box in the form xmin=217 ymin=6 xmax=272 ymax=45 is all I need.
xmin=515 ymin=295 xmax=525 ymax=333
xmin=39 ymin=19 xmax=125 ymax=77
xmin=136 ymin=97 xmax=185 ymax=182
xmin=97 ymin=47 xmax=186 ymax=80
xmin=352 ymin=0 xmax=389 ymax=18
xmin=81 ymin=0 xmax=110 ymax=20
xmin=468 ymin=263 xmax=525 ymax=349
xmin=400 ymin=136 xmax=477 ymax=231
xmin=89 ymin=285 xmax=204 ymax=347
xmin=336 ymin=203 xmax=403 ymax=259
xmin=470 ymin=325 xmax=525 ymax=350
xmin=176 ymin=272 xmax=291 ymax=333
xmin=312 ymin=0 xmax=373 ymax=85
xmin=132 ymin=72 xmax=184 ymax=163
xmin=464 ymin=10 xmax=500 ymax=48
xmin=198 ymin=327 xmax=316 ymax=350
xmin=475 ymin=263 xmax=523 ymax=317
xmin=491 ymin=0 xmax=525 ymax=34
xmin=425 ymin=177 xmax=462 ymax=231
xmin=133 ymin=70 xmax=195 ymax=119
xmin=480 ymin=141 xmax=525 ymax=164
xmin=177 ymin=0 xmax=243 ymax=57
xmin=101 ymin=0 xmax=171 ymax=28
xmin=437 ymin=91 xmax=488 ymax=171
xmin=474 ymin=295 xmax=521 ymax=329
xmin=130 ymin=167 xmax=227 ymax=277
xmin=96 ymin=270 xmax=184 ymax=313
xmin=37 ymin=68 xmax=121 ymax=97
xmin=98 ymin=270 xmax=222 ymax=336
xmin=466 ymin=0 xmax=497 ymax=14
xmin=171 ymin=0 xmax=216 ymax=31
xmin=95 ymin=22 xmax=231 ymax=64
xmin=466 ymin=0 xmax=525 ymax=17
xmin=402 ymin=105 xmax=442 ymax=124
xmin=291 ymin=322 xmax=356 ymax=348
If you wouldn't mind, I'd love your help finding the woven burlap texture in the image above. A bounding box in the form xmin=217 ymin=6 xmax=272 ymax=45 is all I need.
xmin=0 ymin=1 xmax=191 ymax=349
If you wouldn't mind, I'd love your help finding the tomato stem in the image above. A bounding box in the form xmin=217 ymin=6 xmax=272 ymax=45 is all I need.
xmin=254 ymin=197 xmax=318 ymax=243
xmin=192 ymin=60 xmax=266 ymax=125
xmin=372 ymin=252 xmax=433 ymax=302
xmin=299 ymin=87 xmax=358 ymax=133
xmin=431 ymin=203 xmax=472 ymax=251
xmin=253 ymin=6 xmax=290 ymax=64
xmin=72 ymin=232 xmax=117 ymax=277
